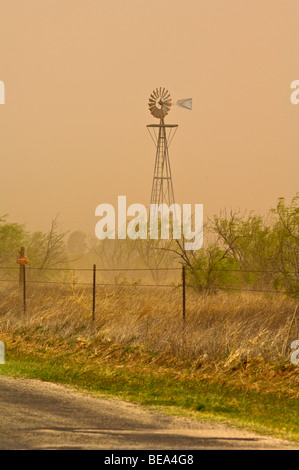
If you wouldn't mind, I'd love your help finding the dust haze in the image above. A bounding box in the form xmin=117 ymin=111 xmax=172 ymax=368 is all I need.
xmin=0 ymin=0 xmax=298 ymax=235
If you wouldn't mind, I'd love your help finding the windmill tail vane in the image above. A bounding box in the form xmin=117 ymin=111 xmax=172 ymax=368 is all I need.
xmin=176 ymin=98 xmax=192 ymax=110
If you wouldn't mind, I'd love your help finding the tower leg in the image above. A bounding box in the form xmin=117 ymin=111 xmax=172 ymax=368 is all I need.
xmin=150 ymin=118 xmax=175 ymax=207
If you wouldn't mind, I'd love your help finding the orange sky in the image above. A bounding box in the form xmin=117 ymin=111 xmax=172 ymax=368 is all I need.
xmin=0 ymin=0 xmax=298 ymax=235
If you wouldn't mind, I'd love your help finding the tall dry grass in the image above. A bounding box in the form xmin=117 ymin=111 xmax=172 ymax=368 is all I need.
xmin=0 ymin=282 xmax=298 ymax=366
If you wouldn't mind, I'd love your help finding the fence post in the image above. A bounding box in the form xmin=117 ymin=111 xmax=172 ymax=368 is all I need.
xmin=92 ymin=264 xmax=96 ymax=321
xmin=23 ymin=264 xmax=26 ymax=314
xmin=182 ymin=265 xmax=186 ymax=323
xmin=19 ymin=247 xmax=25 ymax=286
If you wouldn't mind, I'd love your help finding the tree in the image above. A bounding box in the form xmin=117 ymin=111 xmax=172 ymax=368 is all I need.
xmin=164 ymin=195 xmax=299 ymax=296
xmin=26 ymin=216 xmax=69 ymax=278
xmin=0 ymin=215 xmax=27 ymax=268
xmin=67 ymin=231 xmax=88 ymax=261
xmin=271 ymin=194 xmax=299 ymax=296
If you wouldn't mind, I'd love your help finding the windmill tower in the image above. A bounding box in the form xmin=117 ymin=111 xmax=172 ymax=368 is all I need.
xmin=147 ymin=88 xmax=192 ymax=207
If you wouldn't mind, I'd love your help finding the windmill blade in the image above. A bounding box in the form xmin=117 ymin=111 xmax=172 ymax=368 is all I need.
xmin=176 ymin=98 xmax=192 ymax=110
xmin=162 ymin=88 xmax=168 ymax=99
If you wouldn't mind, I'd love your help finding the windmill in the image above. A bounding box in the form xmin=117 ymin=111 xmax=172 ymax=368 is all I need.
xmin=147 ymin=88 xmax=192 ymax=208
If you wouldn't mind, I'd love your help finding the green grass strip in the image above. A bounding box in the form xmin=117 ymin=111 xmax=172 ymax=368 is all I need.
xmin=1 ymin=346 xmax=298 ymax=444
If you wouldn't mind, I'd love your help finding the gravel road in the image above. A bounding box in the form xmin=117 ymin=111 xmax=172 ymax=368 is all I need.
xmin=0 ymin=375 xmax=297 ymax=450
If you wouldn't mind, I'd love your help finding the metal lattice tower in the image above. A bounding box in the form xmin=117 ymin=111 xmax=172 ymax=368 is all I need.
xmin=148 ymin=119 xmax=178 ymax=206
xmin=147 ymin=88 xmax=178 ymax=207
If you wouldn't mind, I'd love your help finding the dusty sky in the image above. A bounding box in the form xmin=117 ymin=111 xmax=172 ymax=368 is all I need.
xmin=0 ymin=0 xmax=298 ymax=235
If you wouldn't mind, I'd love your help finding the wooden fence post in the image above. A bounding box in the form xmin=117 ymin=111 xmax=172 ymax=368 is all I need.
xmin=19 ymin=247 xmax=25 ymax=286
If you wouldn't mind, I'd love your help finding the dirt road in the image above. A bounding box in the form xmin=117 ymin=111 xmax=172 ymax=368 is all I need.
xmin=0 ymin=375 xmax=296 ymax=450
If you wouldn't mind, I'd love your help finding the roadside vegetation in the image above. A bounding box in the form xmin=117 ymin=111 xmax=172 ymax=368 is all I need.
xmin=0 ymin=284 xmax=298 ymax=442
xmin=0 ymin=194 xmax=298 ymax=442
xmin=0 ymin=193 xmax=298 ymax=295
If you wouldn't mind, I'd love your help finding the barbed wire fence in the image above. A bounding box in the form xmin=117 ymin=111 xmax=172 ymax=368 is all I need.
xmin=0 ymin=263 xmax=294 ymax=320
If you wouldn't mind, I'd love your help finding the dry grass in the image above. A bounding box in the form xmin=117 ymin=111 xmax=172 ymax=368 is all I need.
xmin=1 ymin=281 xmax=298 ymax=442
xmin=0 ymin=282 xmax=298 ymax=368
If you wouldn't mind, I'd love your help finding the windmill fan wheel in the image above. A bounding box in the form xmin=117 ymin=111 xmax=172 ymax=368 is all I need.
xmin=148 ymin=88 xmax=172 ymax=119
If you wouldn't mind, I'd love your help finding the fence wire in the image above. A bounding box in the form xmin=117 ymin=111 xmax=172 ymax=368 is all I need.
xmin=1 ymin=263 xmax=295 ymax=319
xmin=0 ymin=265 xmax=296 ymax=274
xmin=0 ymin=264 xmax=294 ymax=294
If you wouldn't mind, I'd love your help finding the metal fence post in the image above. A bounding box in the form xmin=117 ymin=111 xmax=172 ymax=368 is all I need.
xmin=23 ymin=264 xmax=26 ymax=314
xmin=92 ymin=264 xmax=96 ymax=321
xmin=182 ymin=265 xmax=186 ymax=323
